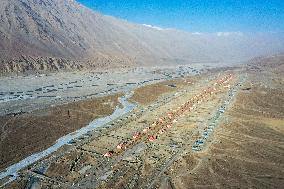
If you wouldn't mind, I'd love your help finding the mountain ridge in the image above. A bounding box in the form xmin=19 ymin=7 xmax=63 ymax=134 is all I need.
xmin=0 ymin=0 xmax=284 ymax=75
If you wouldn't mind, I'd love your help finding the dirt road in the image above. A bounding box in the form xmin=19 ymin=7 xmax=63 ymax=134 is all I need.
xmin=1 ymin=64 xmax=284 ymax=189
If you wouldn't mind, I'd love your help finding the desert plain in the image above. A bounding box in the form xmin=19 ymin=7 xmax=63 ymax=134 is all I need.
xmin=0 ymin=57 xmax=283 ymax=189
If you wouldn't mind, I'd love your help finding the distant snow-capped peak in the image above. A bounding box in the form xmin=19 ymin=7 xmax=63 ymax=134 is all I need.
xmin=216 ymin=32 xmax=244 ymax=37
xmin=142 ymin=24 xmax=165 ymax=31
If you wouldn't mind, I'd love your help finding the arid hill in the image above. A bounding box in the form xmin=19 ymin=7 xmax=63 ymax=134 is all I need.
xmin=1 ymin=0 xmax=284 ymax=74
xmin=248 ymin=54 xmax=284 ymax=74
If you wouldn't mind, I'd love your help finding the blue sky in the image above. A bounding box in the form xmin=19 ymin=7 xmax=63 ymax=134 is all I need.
xmin=77 ymin=0 xmax=284 ymax=33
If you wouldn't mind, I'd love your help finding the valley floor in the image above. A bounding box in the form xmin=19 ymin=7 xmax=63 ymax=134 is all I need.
xmin=0 ymin=64 xmax=283 ymax=189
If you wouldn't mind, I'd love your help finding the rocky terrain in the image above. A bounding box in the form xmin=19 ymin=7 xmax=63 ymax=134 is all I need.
xmin=0 ymin=65 xmax=202 ymax=116
xmin=1 ymin=0 xmax=284 ymax=75
xmin=0 ymin=64 xmax=202 ymax=174
xmin=0 ymin=0 xmax=284 ymax=188
xmin=0 ymin=55 xmax=283 ymax=188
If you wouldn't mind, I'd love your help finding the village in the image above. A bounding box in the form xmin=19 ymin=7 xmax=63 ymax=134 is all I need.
xmin=1 ymin=70 xmax=243 ymax=188
xmin=1 ymin=0 xmax=284 ymax=188
xmin=1 ymin=60 xmax=283 ymax=189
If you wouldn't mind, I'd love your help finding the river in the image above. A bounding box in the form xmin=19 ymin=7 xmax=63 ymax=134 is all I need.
xmin=0 ymin=92 xmax=136 ymax=184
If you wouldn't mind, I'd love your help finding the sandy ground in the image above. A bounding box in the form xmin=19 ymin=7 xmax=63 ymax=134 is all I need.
xmin=0 ymin=65 xmax=203 ymax=116
xmin=0 ymin=94 xmax=121 ymax=171
xmin=0 ymin=65 xmax=202 ymax=170
xmin=154 ymin=82 xmax=284 ymax=189
xmin=1 ymin=62 xmax=283 ymax=189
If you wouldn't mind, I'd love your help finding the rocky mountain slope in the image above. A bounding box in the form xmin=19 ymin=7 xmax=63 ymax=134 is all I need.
xmin=248 ymin=54 xmax=284 ymax=75
xmin=0 ymin=0 xmax=284 ymax=74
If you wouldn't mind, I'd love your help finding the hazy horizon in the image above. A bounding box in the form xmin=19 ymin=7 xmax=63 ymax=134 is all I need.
xmin=77 ymin=0 xmax=284 ymax=33
xmin=0 ymin=1 xmax=284 ymax=188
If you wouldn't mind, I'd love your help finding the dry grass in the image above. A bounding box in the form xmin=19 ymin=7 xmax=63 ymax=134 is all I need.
xmin=0 ymin=94 xmax=121 ymax=171
xmin=45 ymin=150 xmax=97 ymax=183
xmin=2 ymin=179 xmax=27 ymax=189
xmin=4 ymin=70 xmax=284 ymax=189
xmin=129 ymin=78 xmax=193 ymax=105
xmin=162 ymin=83 xmax=284 ymax=189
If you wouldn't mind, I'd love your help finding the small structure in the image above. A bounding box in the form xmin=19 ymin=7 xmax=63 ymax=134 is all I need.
xmin=116 ymin=142 xmax=127 ymax=150
xmin=132 ymin=132 xmax=141 ymax=140
xmin=148 ymin=135 xmax=156 ymax=142
xmin=159 ymin=129 xmax=166 ymax=134
xmin=166 ymin=124 xmax=172 ymax=129
xmin=104 ymin=151 xmax=114 ymax=157
xmin=143 ymin=127 xmax=151 ymax=133
xmin=158 ymin=117 xmax=164 ymax=123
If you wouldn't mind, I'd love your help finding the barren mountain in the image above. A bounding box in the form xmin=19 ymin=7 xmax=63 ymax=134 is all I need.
xmin=248 ymin=54 xmax=284 ymax=75
xmin=0 ymin=0 xmax=284 ymax=74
